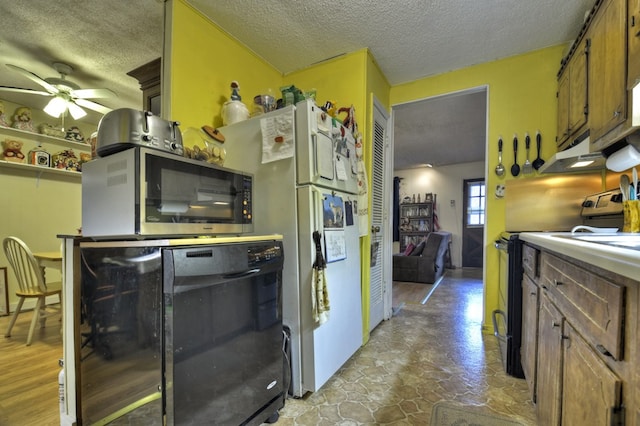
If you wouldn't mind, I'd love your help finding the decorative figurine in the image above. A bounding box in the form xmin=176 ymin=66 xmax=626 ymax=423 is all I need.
xmin=221 ymin=80 xmax=249 ymax=126
xmin=230 ymin=80 xmax=241 ymax=101
xmin=2 ymin=139 xmax=26 ymax=163
xmin=11 ymin=106 xmax=35 ymax=132
xmin=64 ymin=126 xmax=85 ymax=143
xmin=0 ymin=100 xmax=10 ymax=127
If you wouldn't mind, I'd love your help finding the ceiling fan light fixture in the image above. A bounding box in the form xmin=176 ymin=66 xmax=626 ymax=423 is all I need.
xmin=43 ymin=96 xmax=67 ymax=118
xmin=68 ymin=102 xmax=87 ymax=120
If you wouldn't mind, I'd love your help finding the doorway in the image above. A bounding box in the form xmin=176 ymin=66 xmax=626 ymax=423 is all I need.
xmin=462 ymin=178 xmax=485 ymax=267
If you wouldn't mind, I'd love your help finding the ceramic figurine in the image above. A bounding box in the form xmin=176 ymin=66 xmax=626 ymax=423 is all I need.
xmin=0 ymin=100 xmax=10 ymax=127
xmin=221 ymin=81 xmax=249 ymax=126
xmin=65 ymin=126 xmax=85 ymax=143
xmin=2 ymin=139 xmax=26 ymax=163
xmin=11 ymin=106 xmax=35 ymax=132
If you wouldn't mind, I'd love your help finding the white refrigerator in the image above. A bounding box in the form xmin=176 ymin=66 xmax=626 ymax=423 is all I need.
xmin=221 ymin=99 xmax=363 ymax=397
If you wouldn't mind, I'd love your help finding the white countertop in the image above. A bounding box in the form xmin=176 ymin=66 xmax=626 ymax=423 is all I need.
xmin=519 ymin=232 xmax=640 ymax=282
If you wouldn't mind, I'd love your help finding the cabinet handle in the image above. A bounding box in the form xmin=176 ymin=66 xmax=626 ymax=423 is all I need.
xmin=554 ymin=279 xmax=563 ymax=286
xmin=596 ymin=344 xmax=612 ymax=357
xmin=552 ymin=321 xmax=560 ymax=328
xmin=613 ymin=110 xmax=620 ymax=118
xmin=530 ymin=292 xmax=537 ymax=296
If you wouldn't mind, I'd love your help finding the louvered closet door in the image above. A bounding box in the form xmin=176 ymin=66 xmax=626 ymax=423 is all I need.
xmin=369 ymin=98 xmax=392 ymax=331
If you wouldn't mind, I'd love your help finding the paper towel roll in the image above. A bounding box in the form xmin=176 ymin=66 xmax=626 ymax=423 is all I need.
xmin=606 ymin=144 xmax=640 ymax=172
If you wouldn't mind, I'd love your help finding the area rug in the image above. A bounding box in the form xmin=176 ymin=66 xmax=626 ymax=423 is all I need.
xmin=430 ymin=402 xmax=523 ymax=426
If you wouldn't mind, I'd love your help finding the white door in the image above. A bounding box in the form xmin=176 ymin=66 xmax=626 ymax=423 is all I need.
xmin=369 ymin=98 xmax=393 ymax=331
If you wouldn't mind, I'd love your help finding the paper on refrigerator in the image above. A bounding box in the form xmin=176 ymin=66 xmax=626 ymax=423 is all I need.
xmin=260 ymin=113 xmax=295 ymax=163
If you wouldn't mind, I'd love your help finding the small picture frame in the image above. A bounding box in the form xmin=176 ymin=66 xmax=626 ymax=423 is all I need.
xmin=0 ymin=267 xmax=8 ymax=316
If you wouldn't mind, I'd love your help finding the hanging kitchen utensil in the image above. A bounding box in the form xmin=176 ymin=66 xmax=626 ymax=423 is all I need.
xmin=633 ymin=167 xmax=638 ymax=200
xmin=532 ymin=131 xmax=545 ymax=170
xmin=495 ymin=137 xmax=505 ymax=176
xmin=523 ymin=132 xmax=533 ymax=175
xmin=511 ymin=135 xmax=520 ymax=176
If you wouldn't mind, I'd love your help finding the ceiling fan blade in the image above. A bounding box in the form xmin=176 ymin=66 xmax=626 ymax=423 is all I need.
xmin=0 ymin=86 xmax=53 ymax=96
xmin=6 ymin=64 xmax=59 ymax=94
xmin=75 ymin=98 xmax=112 ymax=115
xmin=71 ymin=88 xmax=117 ymax=99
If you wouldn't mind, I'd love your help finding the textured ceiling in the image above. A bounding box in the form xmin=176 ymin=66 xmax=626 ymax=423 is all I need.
xmin=0 ymin=0 xmax=595 ymax=169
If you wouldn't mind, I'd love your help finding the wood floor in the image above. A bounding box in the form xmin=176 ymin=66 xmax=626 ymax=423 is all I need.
xmin=0 ymin=308 xmax=62 ymax=426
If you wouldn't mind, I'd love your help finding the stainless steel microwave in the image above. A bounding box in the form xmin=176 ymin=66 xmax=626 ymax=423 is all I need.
xmin=82 ymin=147 xmax=253 ymax=238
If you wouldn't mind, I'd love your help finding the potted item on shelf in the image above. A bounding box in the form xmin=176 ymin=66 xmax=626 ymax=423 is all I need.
xmin=28 ymin=146 xmax=51 ymax=167
xmin=2 ymin=139 xmax=25 ymax=163
xmin=10 ymin=107 xmax=35 ymax=132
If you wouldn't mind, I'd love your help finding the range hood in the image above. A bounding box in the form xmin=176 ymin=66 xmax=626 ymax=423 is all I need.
xmin=538 ymin=137 xmax=605 ymax=174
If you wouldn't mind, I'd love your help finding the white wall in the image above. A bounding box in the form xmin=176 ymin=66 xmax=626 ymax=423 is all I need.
xmin=394 ymin=160 xmax=485 ymax=268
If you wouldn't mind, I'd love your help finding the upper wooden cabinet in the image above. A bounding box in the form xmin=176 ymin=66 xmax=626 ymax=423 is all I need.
xmin=127 ymin=58 xmax=161 ymax=116
xmin=628 ymin=0 xmax=640 ymax=89
xmin=589 ymin=0 xmax=628 ymax=142
xmin=556 ymin=37 xmax=589 ymax=150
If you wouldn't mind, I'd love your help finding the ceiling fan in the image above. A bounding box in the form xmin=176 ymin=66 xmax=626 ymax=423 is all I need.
xmin=0 ymin=62 xmax=116 ymax=119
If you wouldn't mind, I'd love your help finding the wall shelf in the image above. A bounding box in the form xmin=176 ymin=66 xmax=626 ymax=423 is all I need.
xmin=0 ymin=160 xmax=82 ymax=178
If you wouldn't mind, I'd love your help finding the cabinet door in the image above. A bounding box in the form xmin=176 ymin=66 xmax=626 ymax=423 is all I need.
xmin=628 ymin=0 xmax=640 ymax=89
xmin=568 ymin=39 xmax=588 ymax=136
xmin=589 ymin=0 xmax=627 ymax=140
xmin=562 ymin=323 xmax=622 ymax=425
xmin=557 ymin=70 xmax=571 ymax=147
xmin=536 ymin=294 xmax=563 ymax=426
xmin=521 ymin=274 xmax=539 ymax=401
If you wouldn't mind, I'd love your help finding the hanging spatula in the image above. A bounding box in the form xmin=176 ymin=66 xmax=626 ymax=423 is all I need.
xmin=523 ymin=132 xmax=533 ymax=175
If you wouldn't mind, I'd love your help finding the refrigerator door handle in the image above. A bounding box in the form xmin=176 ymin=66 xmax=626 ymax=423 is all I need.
xmin=311 ymin=186 xmax=324 ymax=233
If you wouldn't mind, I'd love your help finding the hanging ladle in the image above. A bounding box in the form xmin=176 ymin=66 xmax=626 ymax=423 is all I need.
xmin=495 ymin=137 xmax=505 ymax=176
xmin=511 ymin=134 xmax=520 ymax=177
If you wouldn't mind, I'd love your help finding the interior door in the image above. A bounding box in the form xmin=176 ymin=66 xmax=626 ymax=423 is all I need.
xmin=462 ymin=178 xmax=485 ymax=268
xmin=369 ymin=98 xmax=392 ymax=331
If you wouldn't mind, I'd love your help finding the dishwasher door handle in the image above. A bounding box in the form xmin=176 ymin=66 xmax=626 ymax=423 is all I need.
xmin=223 ymin=268 xmax=261 ymax=279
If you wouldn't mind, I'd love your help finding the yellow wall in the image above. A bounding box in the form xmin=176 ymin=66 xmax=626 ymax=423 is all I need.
xmin=391 ymin=46 xmax=565 ymax=331
xmin=168 ymin=0 xmax=283 ymax=130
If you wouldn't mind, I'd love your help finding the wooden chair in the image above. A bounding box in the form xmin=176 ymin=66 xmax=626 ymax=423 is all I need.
xmin=3 ymin=236 xmax=62 ymax=345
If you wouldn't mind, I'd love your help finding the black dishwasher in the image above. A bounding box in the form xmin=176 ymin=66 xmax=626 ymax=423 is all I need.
xmin=163 ymin=241 xmax=285 ymax=425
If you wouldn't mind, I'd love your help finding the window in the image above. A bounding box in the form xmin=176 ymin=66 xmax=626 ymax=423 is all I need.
xmin=466 ymin=181 xmax=485 ymax=227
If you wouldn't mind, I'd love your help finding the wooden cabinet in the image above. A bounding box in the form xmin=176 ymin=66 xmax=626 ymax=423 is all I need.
xmin=521 ymin=274 xmax=539 ymax=402
xmin=627 ymin=0 xmax=640 ymax=89
xmin=562 ymin=322 xmax=622 ymax=425
xmin=520 ymin=244 xmax=540 ymax=401
xmin=127 ymin=58 xmax=161 ymax=116
xmin=0 ymin=126 xmax=90 ymax=179
xmin=556 ymin=37 xmax=589 ymax=150
xmin=589 ymin=0 xmax=627 ymax=141
xmin=535 ymin=293 xmax=563 ymax=426
xmin=524 ymin=245 xmax=632 ymax=425
xmin=398 ymin=194 xmax=436 ymax=252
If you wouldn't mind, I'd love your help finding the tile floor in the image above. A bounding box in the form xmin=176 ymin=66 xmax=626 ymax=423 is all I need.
xmin=273 ymin=268 xmax=537 ymax=425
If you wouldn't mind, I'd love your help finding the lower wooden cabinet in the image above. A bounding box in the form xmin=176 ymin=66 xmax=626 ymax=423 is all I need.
xmin=521 ymin=274 xmax=539 ymax=402
xmin=562 ymin=322 xmax=622 ymax=425
xmin=522 ymin=244 xmax=634 ymax=425
xmin=536 ymin=293 xmax=563 ymax=425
